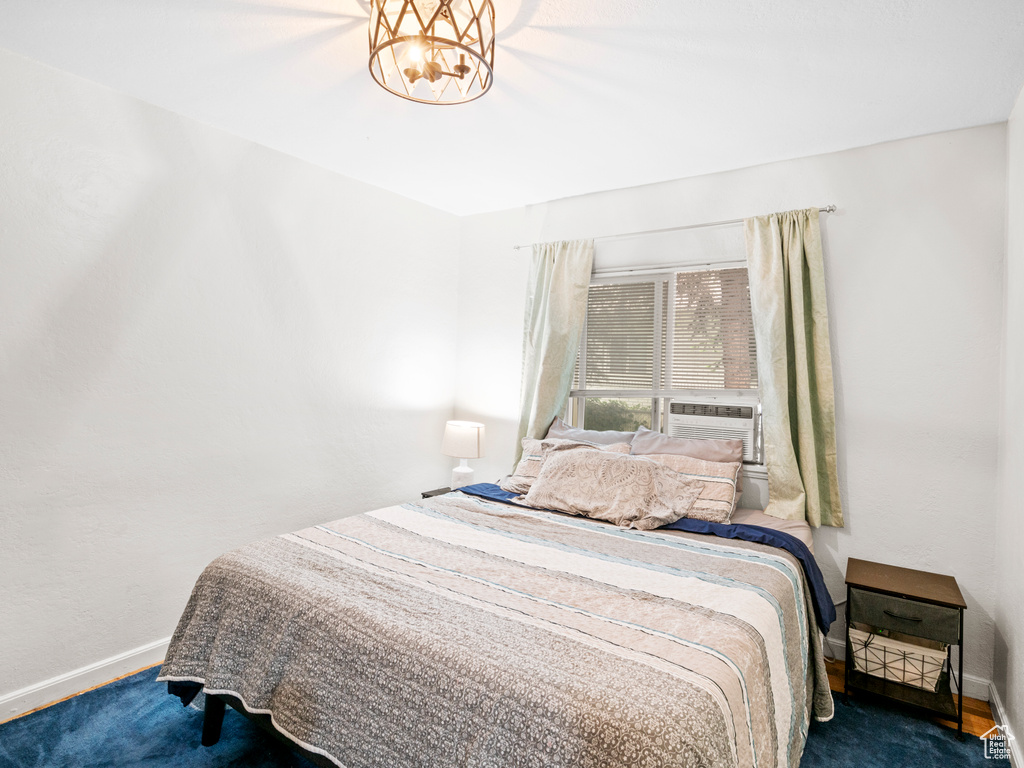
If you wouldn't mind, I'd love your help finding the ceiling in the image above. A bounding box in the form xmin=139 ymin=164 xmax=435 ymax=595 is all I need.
xmin=2 ymin=0 xmax=1024 ymax=215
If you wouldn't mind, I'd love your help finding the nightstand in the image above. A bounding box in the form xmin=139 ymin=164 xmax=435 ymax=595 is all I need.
xmin=844 ymin=557 xmax=967 ymax=739
xmin=421 ymin=487 xmax=451 ymax=499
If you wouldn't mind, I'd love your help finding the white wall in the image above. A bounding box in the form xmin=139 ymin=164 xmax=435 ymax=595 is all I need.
xmin=0 ymin=48 xmax=460 ymax=711
xmin=455 ymin=125 xmax=1007 ymax=695
xmin=995 ymin=84 xmax=1024 ymax=749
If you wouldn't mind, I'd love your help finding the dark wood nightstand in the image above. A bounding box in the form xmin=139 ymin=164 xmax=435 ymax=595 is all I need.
xmin=421 ymin=487 xmax=451 ymax=499
xmin=844 ymin=557 xmax=967 ymax=739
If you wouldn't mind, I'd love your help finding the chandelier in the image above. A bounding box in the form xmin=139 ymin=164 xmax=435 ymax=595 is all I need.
xmin=369 ymin=0 xmax=495 ymax=105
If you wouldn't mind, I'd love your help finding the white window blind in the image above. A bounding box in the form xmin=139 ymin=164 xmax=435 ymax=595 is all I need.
xmin=574 ymin=268 xmax=757 ymax=393
xmin=580 ymin=281 xmax=656 ymax=390
xmin=670 ymin=268 xmax=758 ymax=390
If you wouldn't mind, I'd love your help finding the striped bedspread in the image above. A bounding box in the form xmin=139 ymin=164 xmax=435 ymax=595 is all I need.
xmin=159 ymin=492 xmax=834 ymax=768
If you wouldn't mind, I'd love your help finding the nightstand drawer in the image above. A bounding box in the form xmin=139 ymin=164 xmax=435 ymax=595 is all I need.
xmin=849 ymin=587 xmax=960 ymax=644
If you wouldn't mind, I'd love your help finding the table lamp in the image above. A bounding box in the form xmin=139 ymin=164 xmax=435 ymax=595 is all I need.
xmin=442 ymin=420 xmax=485 ymax=489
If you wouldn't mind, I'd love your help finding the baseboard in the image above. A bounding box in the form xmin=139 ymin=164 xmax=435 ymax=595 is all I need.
xmin=823 ymin=635 xmax=991 ymax=701
xmin=987 ymin=681 xmax=1022 ymax=767
xmin=824 ymin=634 xmax=846 ymax=661
xmin=0 ymin=636 xmax=170 ymax=722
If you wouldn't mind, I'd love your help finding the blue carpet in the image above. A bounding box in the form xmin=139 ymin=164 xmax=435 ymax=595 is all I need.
xmin=0 ymin=665 xmax=1008 ymax=767
xmin=0 ymin=667 xmax=314 ymax=768
xmin=802 ymin=694 xmax=1008 ymax=768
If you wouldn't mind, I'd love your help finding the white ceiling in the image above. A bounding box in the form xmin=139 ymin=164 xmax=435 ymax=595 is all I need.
xmin=2 ymin=0 xmax=1024 ymax=215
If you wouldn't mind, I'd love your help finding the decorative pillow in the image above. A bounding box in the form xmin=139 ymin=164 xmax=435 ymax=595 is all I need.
xmin=523 ymin=450 xmax=705 ymax=531
xmin=498 ymin=438 xmax=631 ymax=495
xmin=629 ymin=425 xmax=745 ymax=493
xmin=499 ymin=438 xmax=545 ymax=495
xmin=545 ymin=417 xmax=636 ymax=446
xmin=641 ymin=453 xmax=741 ymax=524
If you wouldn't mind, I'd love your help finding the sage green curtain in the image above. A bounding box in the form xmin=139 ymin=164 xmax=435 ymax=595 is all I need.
xmin=744 ymin=209 xmax=843 ymax=527
xmin=513 ymin=239 xmax=594 ymax=466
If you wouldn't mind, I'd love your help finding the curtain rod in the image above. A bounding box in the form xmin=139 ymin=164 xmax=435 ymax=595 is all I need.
xmin=512 ymin=205 xmax=837 ymax=251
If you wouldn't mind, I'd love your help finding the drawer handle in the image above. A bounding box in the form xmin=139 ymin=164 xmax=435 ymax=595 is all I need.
xmin=882 ymin=609 xmax=922 ymax=622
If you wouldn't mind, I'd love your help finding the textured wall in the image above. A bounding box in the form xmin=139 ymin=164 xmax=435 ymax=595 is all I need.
xmin=995 ymin=84 xmax=1024 ymax=743
xmin=454 ymin=125 xmax=1007 ymax=694
xmin=0 ymin=49 xmax=460 ymax=700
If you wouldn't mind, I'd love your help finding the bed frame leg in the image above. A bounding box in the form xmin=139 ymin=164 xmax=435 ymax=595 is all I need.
xmin=201 ymin=695 xmax=226 ymax=746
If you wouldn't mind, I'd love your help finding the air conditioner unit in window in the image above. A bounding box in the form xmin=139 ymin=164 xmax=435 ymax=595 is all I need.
xmin=667 ymin=398 xmax=759 ymax=463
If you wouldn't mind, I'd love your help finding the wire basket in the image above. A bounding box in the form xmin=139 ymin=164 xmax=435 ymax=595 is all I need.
xmin=849 ymin=623 xmax=947 ymax=692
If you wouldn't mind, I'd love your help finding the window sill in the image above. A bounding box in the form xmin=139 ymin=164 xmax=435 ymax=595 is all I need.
xmin=741 ymin=464 xmax=768 ymax=481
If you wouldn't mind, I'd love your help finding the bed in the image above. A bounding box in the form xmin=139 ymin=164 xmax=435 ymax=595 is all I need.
xmin=158 ymin=484 xmax=834 ymax=768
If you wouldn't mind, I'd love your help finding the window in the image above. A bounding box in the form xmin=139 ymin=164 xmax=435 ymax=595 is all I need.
xmin=569 ymin=266 xmax=759 ymax=453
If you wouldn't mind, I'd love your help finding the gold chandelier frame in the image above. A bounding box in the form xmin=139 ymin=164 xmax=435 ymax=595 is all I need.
xmin=369 ymin=0 xmax=495 ymax=105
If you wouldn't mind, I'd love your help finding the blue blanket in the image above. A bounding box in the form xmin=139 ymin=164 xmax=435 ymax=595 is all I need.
xmin=455 ymin=483 xmax=835 ymax=633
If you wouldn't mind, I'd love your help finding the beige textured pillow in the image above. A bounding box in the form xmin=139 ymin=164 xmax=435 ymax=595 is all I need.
xmin=499 ymin=438 xmax=545 ymax=494
xmin=498 ymin=438 xmax=630 ymax=495
xmin=630 ymin=426 xmax=746 ymax=493
xmin=523 ymin=450 xmax=705 ymax=531
xmin=641 ymin=453 xmax=741 ymax=524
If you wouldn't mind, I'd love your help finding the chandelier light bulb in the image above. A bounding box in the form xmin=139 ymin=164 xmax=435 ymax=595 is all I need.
xmin=369 ymin=0 xmax=495 ymax=105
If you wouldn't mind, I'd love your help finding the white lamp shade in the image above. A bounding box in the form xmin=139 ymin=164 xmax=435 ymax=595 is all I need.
xmin=441 ymin=421 xmax=485 ymax=459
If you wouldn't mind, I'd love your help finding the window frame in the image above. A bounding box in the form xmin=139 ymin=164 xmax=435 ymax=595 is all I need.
xmin=568 ymin=261 xmax=762 ymax=458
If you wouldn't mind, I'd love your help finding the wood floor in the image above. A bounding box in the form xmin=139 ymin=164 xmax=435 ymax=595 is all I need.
xmin=0 ymin=663 xmax=161 ymax=726
xmin=824 ymin=658 xmax=996 ymax=738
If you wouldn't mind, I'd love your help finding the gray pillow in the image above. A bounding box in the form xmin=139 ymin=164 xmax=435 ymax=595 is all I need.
xmin=629 ymin=425 xmax=743 ymax=462
xmin=523 ymin=450 xmax=704 ymax=531
xmin=545 ymin=417 xmax=636 ymax=445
